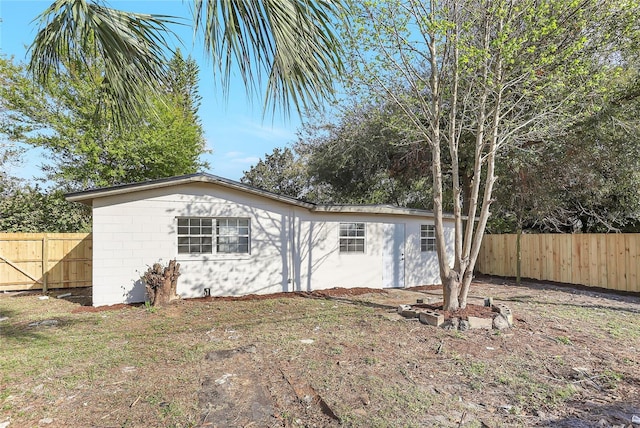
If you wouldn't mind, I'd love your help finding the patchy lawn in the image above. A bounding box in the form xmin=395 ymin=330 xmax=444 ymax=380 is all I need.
xmin=1 ymin=279 xmax=639 ymax=427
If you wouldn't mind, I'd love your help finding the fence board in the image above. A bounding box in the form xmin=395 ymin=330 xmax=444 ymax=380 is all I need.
xmin=628 ymin=236 xmax=638 ymax=292
xmin=478 ymin=234 xmax=640 ymax=293
xmin=0 ymin=233 xmax=92 ymax=291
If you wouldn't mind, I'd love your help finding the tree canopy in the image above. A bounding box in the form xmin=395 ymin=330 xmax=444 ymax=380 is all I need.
xmin=1 ymin=51 xmax=207 ymax=190
xmin=239 ymin=0 xmax=640 ymax=311
xmin=28 ymin=0 xmax=345 ymax=125
xmin=0 ymin=51 xmax=208 ymax=231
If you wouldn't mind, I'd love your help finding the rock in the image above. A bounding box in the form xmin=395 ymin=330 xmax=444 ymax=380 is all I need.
xmin=300 ymin=339 xmax=314 ymax=344
xmin=499 ymin=404 xmax=513 ymax=413
xmin=459 ymin=320 xmax=470 ymax=331
xmin=493 ymin=304 xmax=514 ymax=324
xmin=493 ymin=314 xmax=511 ymax=330
xmin=214 ymin=374 xmax=234 ymax=385
xmin=0 ymin=317 xmax=8 ymax=322
xmin=632 ymin=415 xmax=640 ymax=424
xmin=0 ymin=420 xmax=9 ymax=428
xmin=397 ymin=304 xmax=412 ymax=314
xmin=468 ymin=316 xmax=493 ymax=329
xmin=29 ymin=320 xmax=59 ymax=327
xmin=419 ymin=311 xmax=444 ymax=326
xmin=38 ymin=417 xmax=53 ymax=424
xmin=442 ymin=318 xmax=459 ymax=330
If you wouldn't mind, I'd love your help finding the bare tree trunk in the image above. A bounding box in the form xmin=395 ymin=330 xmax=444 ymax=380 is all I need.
xmin=458 ymin=9 xmax=505 ymax=309
xmin=443 ymin=272 xmax=461 ymax=311
xmin=143 ymin=259 xmax=181 ymax=306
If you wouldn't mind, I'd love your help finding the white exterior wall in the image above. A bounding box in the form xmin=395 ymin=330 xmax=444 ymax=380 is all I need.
xmin=291 ymin=213 xmax=454 ymax=291
xmin=91 ymin=183 xmax=455 ymax=306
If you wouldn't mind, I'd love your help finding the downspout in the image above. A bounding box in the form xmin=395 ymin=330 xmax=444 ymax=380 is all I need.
xmin=289 ymin=209 xmax=296 ymax=291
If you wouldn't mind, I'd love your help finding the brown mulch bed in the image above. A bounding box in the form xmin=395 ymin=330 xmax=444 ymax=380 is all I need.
xmin=407 ymin=284 xmax=442 ymax=291
xmin=72 ymin=303 xmax=141 ymax=313
xmin=199 ymin=286 xmax=385 ymax=302
xmin=413 ymin=301 xmax=495 ymax=320
xmin=71 ymin=287 xmax=384 ymax=312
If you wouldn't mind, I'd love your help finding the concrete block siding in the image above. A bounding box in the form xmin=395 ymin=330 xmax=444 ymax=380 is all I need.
xmin=68 ymin=174 xmax=454 ymax=306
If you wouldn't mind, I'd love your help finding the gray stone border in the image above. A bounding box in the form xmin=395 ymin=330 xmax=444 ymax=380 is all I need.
xmin=397 ymin=299 xmax=513 ymax=330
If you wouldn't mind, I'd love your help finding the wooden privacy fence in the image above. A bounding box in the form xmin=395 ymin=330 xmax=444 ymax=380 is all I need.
xmin=0 ymin=233 xmax=92 ymax=292
xmin=476 ymin=234 xmax=640 ymax=293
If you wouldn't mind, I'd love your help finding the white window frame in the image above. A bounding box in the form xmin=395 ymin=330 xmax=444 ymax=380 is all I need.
xmin=339 ymin=222 xmax=366 ymax=253
xmin=177 ymin=218 xmax=213 ymax=254
xmin=177 ymin=217 xmax=250 ymax=255
xmin=421 ymin=225 xmax=436 ymax=252
xmin=216 ymin=218 xmax=250 ymax=254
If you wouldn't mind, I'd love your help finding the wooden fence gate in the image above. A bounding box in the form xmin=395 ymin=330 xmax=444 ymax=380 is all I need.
xmin=0 ymin=233 xmax=92 ymax=292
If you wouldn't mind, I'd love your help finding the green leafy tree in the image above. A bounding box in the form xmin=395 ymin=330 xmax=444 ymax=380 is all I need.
xmin=28 ymin=0 xmax=344 ymax=125
xmin=490 ymin=67 xmax=640 ymax=236
xmin=341 ymin=0 xmax=635 ymax=310
xmin=0 ymin=185 xmax=90 ymax=232
xmin=295 ymin=102 xmax=433 ymax=207
xmin=1 ymin=52 xmax=207 ymax=189
xmin=241 ymin=147 xmax=311 ymax=200
xmin=0 ymin=55 xmax=31 ymax=173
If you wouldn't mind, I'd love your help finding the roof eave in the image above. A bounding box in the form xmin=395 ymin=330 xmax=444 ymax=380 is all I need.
xmin=65 ymin=173 xmax=315 ymax=209
xmin=312 ymin=204 xmax=457 ymax=220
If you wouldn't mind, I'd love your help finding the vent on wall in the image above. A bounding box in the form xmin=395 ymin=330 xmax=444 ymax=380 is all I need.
xmin=204 ymin=288 xmax=211 ymax=297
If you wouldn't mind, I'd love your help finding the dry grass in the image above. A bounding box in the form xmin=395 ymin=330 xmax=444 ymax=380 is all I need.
xmin=1 ymin=280 xmax=639 ymax=427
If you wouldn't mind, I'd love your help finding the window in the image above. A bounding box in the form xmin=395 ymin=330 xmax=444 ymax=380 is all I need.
xmin=421 ymin=225 xmax=436 ymax=252
xmin=178 ymin=218 xmax=213 ymax=254
xmin=216 ymin=218 xmax=250 ymax=254
xmin=339 ymin=222 xmax=365 ymax=253
xmin=177 ymin=217 xmax=250 ymax=254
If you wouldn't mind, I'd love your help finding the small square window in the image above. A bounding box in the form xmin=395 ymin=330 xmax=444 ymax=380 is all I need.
xmin=339 ymin=223 xmax=365 ymax=253
xmin=421 ymin=225 xmax=436 ymax=252
xmin=216 ymin=218 xmax=250 ymax=254
xmin=177 ymin=218 xmax=214 ymax=254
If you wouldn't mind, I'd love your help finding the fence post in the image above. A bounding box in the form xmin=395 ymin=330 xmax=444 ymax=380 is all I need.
xmin=42 ymin=234 xmax=48 ymax=293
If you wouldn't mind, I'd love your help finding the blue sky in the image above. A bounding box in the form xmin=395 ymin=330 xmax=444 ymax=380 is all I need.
xmin=0 ymin=0 xmax=302 ymax=184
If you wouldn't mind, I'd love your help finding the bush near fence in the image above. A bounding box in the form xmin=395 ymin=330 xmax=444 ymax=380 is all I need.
xmin=476 ymin=233 xmax=640 ymax=293
xmin=0 ymin=233 xmax=92 ymax=292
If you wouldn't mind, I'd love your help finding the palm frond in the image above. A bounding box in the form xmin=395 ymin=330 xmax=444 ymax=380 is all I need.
xmin=193 ymin=0 xmax=345 ymax=116
xmin=28 ymin=0 xmax=180 ymax=127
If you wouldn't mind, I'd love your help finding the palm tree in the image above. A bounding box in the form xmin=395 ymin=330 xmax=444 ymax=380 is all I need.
xmin=28 ymin=0 xmax=344 ymax=125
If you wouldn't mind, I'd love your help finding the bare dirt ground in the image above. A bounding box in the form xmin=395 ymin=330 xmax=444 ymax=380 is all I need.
xmin=2 ymin=277 xmax=640 ymax=427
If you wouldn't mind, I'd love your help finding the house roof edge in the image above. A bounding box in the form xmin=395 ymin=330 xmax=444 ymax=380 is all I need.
xmin=65 ymin=173 xmax=316 ymax=208
xmin=65 ymin=173 xmax=458 ymax=220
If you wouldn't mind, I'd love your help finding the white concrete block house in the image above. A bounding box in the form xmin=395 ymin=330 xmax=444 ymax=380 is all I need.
xmin=66 ymin=173 xmax=455 ymax=307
